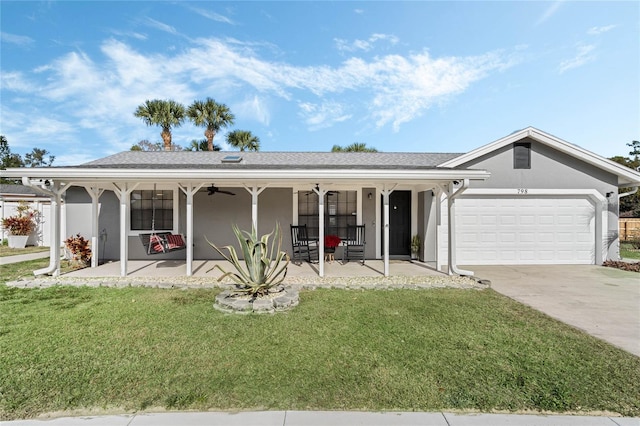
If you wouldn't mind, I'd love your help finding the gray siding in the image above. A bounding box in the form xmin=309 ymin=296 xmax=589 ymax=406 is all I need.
xmin=458 ymin=138 xmax=620 ymax=260
xmin=461 ymin=138 xmax=618 ymax=192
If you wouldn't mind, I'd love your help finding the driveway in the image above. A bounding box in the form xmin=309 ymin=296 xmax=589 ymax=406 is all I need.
xmin=467 ymin=265 xmax=640 ymax=357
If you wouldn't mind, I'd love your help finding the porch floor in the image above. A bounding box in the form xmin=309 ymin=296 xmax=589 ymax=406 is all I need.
xmin=65 ymin=259 xmax=446 ymax=279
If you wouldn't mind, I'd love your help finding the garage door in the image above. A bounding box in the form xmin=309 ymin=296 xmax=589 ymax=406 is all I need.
xmin=456 ymin=196 xmax=595 ymax=265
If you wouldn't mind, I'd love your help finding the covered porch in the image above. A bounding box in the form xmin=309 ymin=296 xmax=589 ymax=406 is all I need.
xmin=3 ymin=151 xmax=490 ymax=279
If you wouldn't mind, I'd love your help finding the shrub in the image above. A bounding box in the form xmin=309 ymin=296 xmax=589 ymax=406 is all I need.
xmin=206 ymin=224 xmax=289 ymax=297
xmin=65 ymin=234 xmax=92 ymax=264
xmin=1 ymin=202 xmax=36 ymax=236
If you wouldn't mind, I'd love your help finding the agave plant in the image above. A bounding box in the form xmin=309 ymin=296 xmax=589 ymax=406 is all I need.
xmin=206 ymin=224 xmax=289 ymax=297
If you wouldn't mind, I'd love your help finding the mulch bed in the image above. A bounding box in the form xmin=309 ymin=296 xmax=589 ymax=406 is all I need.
xmin=602 ymin=260 xmax=640 ymax=273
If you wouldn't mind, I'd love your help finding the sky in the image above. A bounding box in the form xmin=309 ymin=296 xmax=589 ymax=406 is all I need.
xmin=1 ymin=1 xmax=638 ymax=166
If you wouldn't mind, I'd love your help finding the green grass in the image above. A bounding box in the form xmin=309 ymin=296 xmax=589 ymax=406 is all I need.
xmin=620 ymin=242 xmax=640 ymax=260
xmin=0 ymin=245 xmax=49 ymax=257
xmin=1 ymin=258 xmax=76 ymax=283
xmin=1 ymin=285 xmax=638 ymax=420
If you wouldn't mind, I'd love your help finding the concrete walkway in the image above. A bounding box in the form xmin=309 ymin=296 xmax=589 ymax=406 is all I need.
xmin=4 ymin=410 xmax=639 ymax=425
xmin=467 ymin=265 xmax=640 ymax=357
xmin=0 ymin=250 xmax=50 ymax=265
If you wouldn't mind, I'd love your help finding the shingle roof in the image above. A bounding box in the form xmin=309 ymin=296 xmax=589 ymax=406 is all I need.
xmin=0 ymin=184 xmax=48 ymax=196
xmin=78 ymin=151 xmax=464 ymax=170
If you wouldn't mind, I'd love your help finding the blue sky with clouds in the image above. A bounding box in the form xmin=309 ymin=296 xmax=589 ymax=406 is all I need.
xmin=1 ymin=1 xmax=638 ymax=166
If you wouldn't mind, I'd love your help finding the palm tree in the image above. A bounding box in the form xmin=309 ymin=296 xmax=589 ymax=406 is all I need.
xmin=226 ymin=130 xmax=260 ymax=152
xmin=331 ymin=142 xmax=378 ymax=152
xmin=187 ymin=98 xmax=235 ymax=151
xmin=134 ymin=99 xmax=186 ymax=151
xmin=187 ymin=139 xmax=221 ymax=151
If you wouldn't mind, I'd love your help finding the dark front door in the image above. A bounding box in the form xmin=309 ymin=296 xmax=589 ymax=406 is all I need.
xmin=382 ymin=190 xmax=411 ymax=256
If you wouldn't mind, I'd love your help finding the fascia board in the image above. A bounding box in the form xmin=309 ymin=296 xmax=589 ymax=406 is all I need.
xmin=1 ymin=167 xmax=491 ymax=183
xmin=440 ymin=127 xmax=640 ymax=186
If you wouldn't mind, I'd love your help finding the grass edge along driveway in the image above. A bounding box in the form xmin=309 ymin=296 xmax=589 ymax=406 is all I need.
xmin=1 ymin=284 xmax=638 ymax=420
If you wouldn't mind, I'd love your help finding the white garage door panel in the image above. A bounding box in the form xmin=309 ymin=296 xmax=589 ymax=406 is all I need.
xmin=457 ymin=197 xmax=595 ymax=265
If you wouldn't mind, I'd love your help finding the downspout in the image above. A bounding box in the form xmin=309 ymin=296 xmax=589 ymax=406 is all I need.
xmin=22 ymin=177 xmax=63 ymax=276
xmin=447 ymin=179 xmax=474 ymax=276
xmin=618 ymin=187 xmax=638 ymax=199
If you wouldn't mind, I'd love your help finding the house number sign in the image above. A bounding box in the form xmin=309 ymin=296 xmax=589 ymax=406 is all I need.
xmin=517 ymin=188 xmax=529 ymax=194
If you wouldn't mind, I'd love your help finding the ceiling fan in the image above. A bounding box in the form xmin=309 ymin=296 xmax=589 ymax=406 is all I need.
xmin=207 ymin=184 xmax=236 ymax=196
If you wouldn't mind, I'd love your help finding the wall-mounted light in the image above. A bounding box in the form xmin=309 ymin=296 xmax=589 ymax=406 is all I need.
xmin=606 ymin=192 xmax=615 ymax=198
xmin=368 ymin=192 xmax=372 ymax=199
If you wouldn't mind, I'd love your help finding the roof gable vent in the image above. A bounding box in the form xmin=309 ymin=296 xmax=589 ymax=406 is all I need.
xmin=221 ymin=155 xmax=243 ymax=163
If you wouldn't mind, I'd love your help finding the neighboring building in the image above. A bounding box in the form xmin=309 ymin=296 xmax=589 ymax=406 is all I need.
xmin=2 ymin=127 xmax=639 ymax=277
xmin=0 ymin=184 xmax=54 ymax=247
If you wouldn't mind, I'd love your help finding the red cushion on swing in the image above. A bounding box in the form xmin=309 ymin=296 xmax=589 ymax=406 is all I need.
xmin=166 ymin=234 xmax=185 ymax=249
xmin=149 ymin=235 xmax=165 ymax=253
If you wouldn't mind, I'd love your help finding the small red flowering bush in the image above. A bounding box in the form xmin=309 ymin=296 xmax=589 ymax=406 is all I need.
xmin=1 ymin=202 xmax=36 ymax=236
xmin=65 ymin=234 xmax=92 ymax=265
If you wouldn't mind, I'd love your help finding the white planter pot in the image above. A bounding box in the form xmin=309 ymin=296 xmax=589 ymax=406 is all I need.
xmin=8 ymin=235 xmax=29 ymax=249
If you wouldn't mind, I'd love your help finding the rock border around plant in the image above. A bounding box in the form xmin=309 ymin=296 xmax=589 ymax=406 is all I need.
xmin=213 ymin=286 xmax=299 ymax=314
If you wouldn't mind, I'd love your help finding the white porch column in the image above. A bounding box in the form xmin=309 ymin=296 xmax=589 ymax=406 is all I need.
xmin=380 ymin=185 xmax=396 ymax=277
xmin=113 ymin=183 xmax=138 ymax=277
xmin=244 ymin=185 xmax=267 ymax=234
xmin=180 ymin=183 xmax=204 ymax=276
xmin=47 ymin=186 xmax=62 ymax=277
xmin=434 ymin=187 xmax=444 ymax=272
xmin=313 ymin=185 xmax=328 ymax=277
xmin=84 ymin=186 xmax=104 ymax=268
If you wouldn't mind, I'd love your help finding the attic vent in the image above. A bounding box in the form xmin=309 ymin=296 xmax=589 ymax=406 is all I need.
xmin=221 ymin=155 xmax=242 ymax=163
xmin=513 ymin=143 xmax=531 ymax=169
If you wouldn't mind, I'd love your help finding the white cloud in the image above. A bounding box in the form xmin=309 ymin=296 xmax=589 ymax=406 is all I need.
xmin=188 ymin=5 xmax=234 ymax=25
xmin=559 ymin=44 xmax=596 ymax=74
xmin=235 ymin=95 xmax=271 ymax=126
xmin=110 ymin=29 xmax=148 ymax=40
xmin=0 ymin=71 xmax=34 ymax=92
xmin=0 ymin=107 xmax=77 ymax=150
xmin=4 ymin=36 xmax=519 ymax=150
xmin=335 ymin=33 xmax=399 ymax=52
xmin=143 ymin=17 xmax=180 ymax=35
xmin=298 ymin=101 xmax=352 ymax=131
xmin=0 ymin=32 xmax=35 ymax=47
xmin=587 ymin=25 xmax=616 ymax=35
xmin=535 ymin=1 xmax=564 ymax=26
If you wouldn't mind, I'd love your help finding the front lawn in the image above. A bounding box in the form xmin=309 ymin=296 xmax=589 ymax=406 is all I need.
xmin=1 ymin=285 xmax=638 ymax=420
xmin=1 ymin=258 xmax=76 ymax=283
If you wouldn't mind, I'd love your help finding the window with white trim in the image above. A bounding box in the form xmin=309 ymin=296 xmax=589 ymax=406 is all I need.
xmin=130 ymin=189 xmax=174 ymax=231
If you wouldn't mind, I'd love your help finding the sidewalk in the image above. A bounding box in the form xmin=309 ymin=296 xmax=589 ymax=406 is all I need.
xmin=3 ymin=411 xmax=639 ymax=425
xmin=0 ymin=250 xmax=50 ymax=265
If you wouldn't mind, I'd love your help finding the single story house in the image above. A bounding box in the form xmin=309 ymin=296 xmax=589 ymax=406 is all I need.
xmin=2 ymin=127 xmax=639 ymax=277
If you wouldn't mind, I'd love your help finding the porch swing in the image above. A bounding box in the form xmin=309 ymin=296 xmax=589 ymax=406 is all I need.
xmin=138 ymin=185 xmax=187 ymax=255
